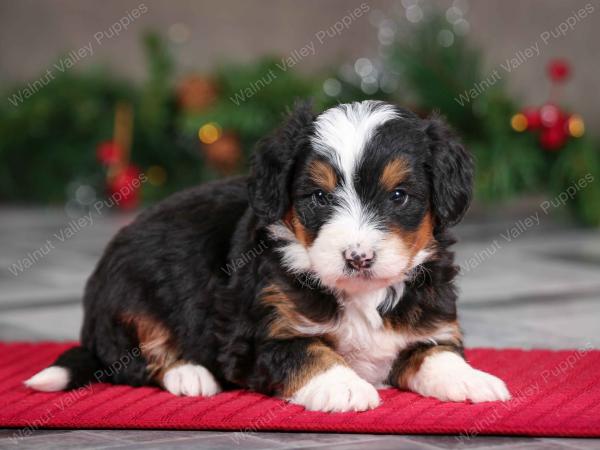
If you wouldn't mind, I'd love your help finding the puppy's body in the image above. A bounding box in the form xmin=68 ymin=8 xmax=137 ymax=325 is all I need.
xmin=26 ymin=101 xmax=509 ymax=411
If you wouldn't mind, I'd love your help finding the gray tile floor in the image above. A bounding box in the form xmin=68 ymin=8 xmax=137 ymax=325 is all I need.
xmin=1 ymin=205 xmax=599 ymax=449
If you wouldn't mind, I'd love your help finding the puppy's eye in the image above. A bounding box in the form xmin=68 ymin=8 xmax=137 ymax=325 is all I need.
xmin=312 ymin=189 xmax=328 ymax=206
xmin=390 ymin=188 xmax=409 ymax=206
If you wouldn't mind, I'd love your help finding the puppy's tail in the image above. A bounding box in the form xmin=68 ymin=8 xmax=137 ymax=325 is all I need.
xmin=24 ymin=346 xmax=105 ymax=392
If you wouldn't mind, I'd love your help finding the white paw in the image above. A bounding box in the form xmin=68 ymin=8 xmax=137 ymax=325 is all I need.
xmin=24 ymin=366 xmax=70 ymax=392
xmin=162 ymin=363 xmax=221 ymax=397
xmin=408 ymin=351 xmax=511 ymax=403
xmin=289 ymin=365 xmax=380 ymax=412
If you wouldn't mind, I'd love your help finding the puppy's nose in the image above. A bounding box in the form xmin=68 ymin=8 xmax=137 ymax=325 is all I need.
xmin=344 ymin=247 xmax=375 ymax=270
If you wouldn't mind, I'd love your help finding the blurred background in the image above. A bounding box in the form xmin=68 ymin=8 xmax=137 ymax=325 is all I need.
xmin=1 ymin=0 xmax=599 ymax=343
xmin=2 ymin=0 xmax=600 ymax=216
xmin=1 ymin=2 xmax=600 ymax=448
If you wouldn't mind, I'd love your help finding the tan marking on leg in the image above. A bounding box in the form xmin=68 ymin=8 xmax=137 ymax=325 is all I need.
xmin=281 ymin=341 xmax=346 ymax=397
xmin=396 ymin=344 xmax=457 ymax=389
xmin=121 ymin=313 xmax=181 ymax=381
xmin=384 ymin=319 xmax=462 ymax=346
xmin=385 ymin=320 xmax=463 ymax=388
xmin=261 ymin=284 xmax=309 ymax=339
xmin=439 ymin=320 xmax=463 ymax=346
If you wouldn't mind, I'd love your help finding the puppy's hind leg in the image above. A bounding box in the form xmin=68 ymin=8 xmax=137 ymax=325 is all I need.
xmin=122 ymin=313 xmax=221 ymax=397
xmin=160 ymin=362 xmax=221 ymax=397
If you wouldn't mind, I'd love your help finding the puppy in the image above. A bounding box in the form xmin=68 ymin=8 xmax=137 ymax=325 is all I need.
xmin=26 ymin=100 xmax=510 ymax=412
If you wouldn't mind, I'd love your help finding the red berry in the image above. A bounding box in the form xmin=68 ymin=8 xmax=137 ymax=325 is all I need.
xmin=96 ymin=141 xmax=122 ymax=166
xmin=547 ymin=59 xmax=570 ymax=83
xmin=108 ymin=165 xmax=142 ymax=209
xmin=540 ymin=126 xmax=567 ymax=151
xmin=522 ymin=107 xmax=541 ymax=130
xmin=540 ymin=104 xmax=561 ymax=128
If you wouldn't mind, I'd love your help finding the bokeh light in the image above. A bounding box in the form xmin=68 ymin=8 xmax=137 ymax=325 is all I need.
xmin=568 ymin=115 xmax=585 ymax=137
xmin=511 ymin=113 xmax=528 ymax=132
xmin=198 ymin=122 xmax=222 ymax=144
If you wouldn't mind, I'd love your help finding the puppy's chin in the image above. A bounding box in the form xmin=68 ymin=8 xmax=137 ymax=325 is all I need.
xmin=333 ymin=275 xmax=399 ymax=295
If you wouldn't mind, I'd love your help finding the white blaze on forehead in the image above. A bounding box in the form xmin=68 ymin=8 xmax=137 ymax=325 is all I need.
xmin=311 ymin=101 xmax=400 ymax=182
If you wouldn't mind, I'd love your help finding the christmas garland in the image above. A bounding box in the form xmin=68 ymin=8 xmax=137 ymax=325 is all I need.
xmin=1 ymin=9 xmax=598 ymax=225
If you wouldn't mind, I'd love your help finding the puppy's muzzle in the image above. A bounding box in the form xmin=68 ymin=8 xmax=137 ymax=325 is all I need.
xmin=344 ymin=246 xmax=375 ymax=271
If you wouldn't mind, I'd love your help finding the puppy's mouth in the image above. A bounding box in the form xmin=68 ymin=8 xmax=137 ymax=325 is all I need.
xmin=335 ymin=270 xmax=394 ymax=292
xmin=332 ymin=263 xmax=412 ymax=293
xmin=343 ymin=266 xmax=374 ymax=279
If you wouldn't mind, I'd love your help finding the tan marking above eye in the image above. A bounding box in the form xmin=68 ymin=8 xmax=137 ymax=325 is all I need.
xmin=309 ymin=160 xmax=337 ymax=192
xmin=380 ymin=158 xmax=410 ymax=191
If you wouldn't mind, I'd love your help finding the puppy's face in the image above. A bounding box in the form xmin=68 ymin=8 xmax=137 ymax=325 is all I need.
xmin=289 ymin=105 xmax=433 ymax=293
xmin=250 ymin=101 xmax=473 ymax=296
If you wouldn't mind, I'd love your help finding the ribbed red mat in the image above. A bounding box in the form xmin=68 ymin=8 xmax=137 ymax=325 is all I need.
xmin=1 ymin=342 xmax=599 ymax=437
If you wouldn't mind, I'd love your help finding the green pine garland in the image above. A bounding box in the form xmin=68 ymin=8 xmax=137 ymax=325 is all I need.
xmin=1 ymin=22 xmax=598 ymax=225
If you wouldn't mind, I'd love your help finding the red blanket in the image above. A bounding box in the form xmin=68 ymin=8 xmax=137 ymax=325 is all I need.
xmin=1 ymin=342 xmax=598 ymax=437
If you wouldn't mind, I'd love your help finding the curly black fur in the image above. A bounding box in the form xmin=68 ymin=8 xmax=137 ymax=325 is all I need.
xmin=41 ymin=101 xmax=474 ymax=400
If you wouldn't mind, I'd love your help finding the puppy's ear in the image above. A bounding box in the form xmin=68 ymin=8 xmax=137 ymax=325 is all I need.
xmin=425 ymin=114 xmax=474 ymax=231
xmin=248 ymin=101 xmax=314 ymax=226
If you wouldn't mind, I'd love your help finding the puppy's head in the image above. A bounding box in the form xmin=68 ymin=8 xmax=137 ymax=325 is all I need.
xmin=249 ymin=100 xmax=473 ymax=295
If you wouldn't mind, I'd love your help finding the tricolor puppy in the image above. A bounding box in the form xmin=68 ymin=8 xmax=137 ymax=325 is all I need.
xmin=26 ymin=101 xmax=510 ymax=412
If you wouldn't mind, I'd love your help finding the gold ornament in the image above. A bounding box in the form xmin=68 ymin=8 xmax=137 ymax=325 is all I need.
xmin=510 ymin=113 xmax=528 ymax=132
xmin=568 ymin=115 xmax=585 ymax=138
xmin=198 ymin=122 xmax=222 ymax=144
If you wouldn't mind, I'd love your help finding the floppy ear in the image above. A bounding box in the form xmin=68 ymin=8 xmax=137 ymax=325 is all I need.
xmin=425 ymin=114 xmax=474 ymax=231
xmin=248 ymin=101 xmax=315 ymax=226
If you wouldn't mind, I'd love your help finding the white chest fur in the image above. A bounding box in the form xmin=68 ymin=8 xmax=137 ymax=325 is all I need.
xmin=289 ymin=283 xmax=455 ymax=387
xmin=330 ymin=288 xmax=412 ymax=386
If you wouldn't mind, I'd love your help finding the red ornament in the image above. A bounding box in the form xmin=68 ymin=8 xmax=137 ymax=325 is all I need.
xmin=108 ymin=165 xmax=142 ymax=209
xmin=512 ymin=59 xmax=580 ymax=152
xmin=547 ymin=59 xmax=570 ymax=84
xmin=522 ymin=107 xmax=541 ymax=130
xmin=539 ymin=125 xmax=567 ymax=151
xmin=539 ymin=103 xmax=561 ymax=128
xmin=97 ymin=141 xmax=122 ymax=166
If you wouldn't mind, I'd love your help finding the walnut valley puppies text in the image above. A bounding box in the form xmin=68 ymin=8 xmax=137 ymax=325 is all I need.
xmin=7 ymin=3 xmax=148 ymax=108
xmin=455 ymin=2 xmax=595 ymax=106
xmin=7 ymin=172 xmax=147 ymax=277
xmin=229 ymin=3 xmax=370 ymax=105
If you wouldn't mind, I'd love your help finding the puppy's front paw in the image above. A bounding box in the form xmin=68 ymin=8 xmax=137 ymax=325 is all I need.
xmin=289 ymin=365 xmax=380 ymax=412
xmin=409 ymin=351 xmax=510 ymax=403
xmin=162 ymin=363 xmax=221 ymax=397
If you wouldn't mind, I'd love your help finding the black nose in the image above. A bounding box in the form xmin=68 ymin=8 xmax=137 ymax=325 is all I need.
xmin=344 ymin=247 xmax=375 ymax=270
